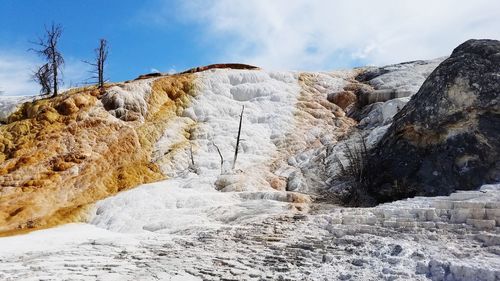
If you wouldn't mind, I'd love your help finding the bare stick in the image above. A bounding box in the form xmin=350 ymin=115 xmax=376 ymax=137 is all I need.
xmin=213 ymin=142 xmax=224 ymax=174
xmin=232 ymin=105 xmax=245 ymax=170
xmin=189 ymin=144 xmax=195 ymax=166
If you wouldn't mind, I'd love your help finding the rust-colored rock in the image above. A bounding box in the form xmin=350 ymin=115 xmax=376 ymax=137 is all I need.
xmin=180 ymin=63 xmax=260 ymax=74
xmin=56 ymin=98 xmax=79 ymax=115
xmin=327 ymin=91 xmax=357 ymax=110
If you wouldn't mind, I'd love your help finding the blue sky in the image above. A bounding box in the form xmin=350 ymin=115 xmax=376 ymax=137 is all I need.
xmin=0 ymin=0 xmax=212 ymax=90
xmin=1 ymin=0 xmax=499 ymax=95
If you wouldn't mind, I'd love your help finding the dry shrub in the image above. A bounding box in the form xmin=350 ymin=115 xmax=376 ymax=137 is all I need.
xmin=333 ymin=136 xmax=373 ymax=206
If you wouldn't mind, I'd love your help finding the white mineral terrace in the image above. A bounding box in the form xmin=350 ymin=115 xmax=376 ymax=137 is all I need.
xmin=0 ymin=66 xmax=498 ymax=281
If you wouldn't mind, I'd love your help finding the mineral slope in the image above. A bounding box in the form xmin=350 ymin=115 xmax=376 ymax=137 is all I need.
xmin=0 ymin=75 xmax=195 ymax=234
xmin=0 ymin=42 xmax=498 ymax=281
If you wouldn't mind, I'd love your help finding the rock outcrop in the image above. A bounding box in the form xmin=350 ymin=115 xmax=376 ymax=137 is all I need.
xmin=355 ymin=58 xmax=443 ymax=106
xmin=364 ymin=39 xmax=500 ymax=203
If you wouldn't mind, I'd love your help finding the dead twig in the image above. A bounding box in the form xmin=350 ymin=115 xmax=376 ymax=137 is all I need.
xmin=213 ymin=142 xmax=224 ymax=175
xmin=189 ymin=144 xmax=195 ymax=171
xmin=232 ymin=105 xmax=245 ymax=170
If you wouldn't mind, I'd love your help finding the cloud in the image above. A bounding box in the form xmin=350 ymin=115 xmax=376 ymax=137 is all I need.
xmin=174 ymin=0 xmax=500 ymax=70
xmin=0 ymin=51 xmax=91 ymax=96
xmin=0 ymin=52 xmax=40 ymax=96
xmin=63 ymin=58 xmax=93 ymax=89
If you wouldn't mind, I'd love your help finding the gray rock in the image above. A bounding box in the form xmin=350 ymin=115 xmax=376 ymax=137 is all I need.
xmin=351 ymin=258 xmax=366 ymax=266
xmin=390 ymin=244 xmax=403 ymax=256
xmin=322 ymin=254 xmax=334 ymax=263
xmin=355 ymin=58 xmax=443 ymax=106
xmin=338 ymin=273 xmax=352 ymax=280
xmin=364 ymin=39 xmax=500 ymax=203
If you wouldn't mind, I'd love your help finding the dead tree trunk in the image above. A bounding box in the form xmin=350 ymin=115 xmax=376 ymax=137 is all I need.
xmin=232 ymin=105 xmax=245 ymax=170
xmin=84 ymin=39 xmax=108 ymax=90
xmin=213 ymin=142 xmax=224 ymax=175
xmin=189 ymin=144 xmax=195 ymax=169
xmin=30 ymin=23 xmax=64 ymax=97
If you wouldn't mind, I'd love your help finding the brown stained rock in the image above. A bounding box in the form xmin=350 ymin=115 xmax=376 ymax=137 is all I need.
xmin=327 ymin=91 xmax=357 ymax=110
xmin=344 ymin=82 xmax=374 ymax=97
xmin=73 ymin=95 xmax=91 ymax=108
xmin=57 ymin=98 xmax=79 ymax=115
xmin=134 ymin=63 xmax=260 ymax=80
xmin=52 ymin=159 xmax=74 ymax=172
xmin=180 ymin=63 xmax=260 ymax=74
xmin=286 ymin=192 xmax=312 ymax=204
xmin=37 ymin=106 xmax=60 ymax=123
xmin=267 ymin=175 xmax=286 ymax=191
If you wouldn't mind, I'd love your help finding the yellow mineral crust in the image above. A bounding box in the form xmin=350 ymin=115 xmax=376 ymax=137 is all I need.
xmin=0 ymin=74 xmax=195 ymax=235
xmin=273 ymin=73 xmax=356 ymax=160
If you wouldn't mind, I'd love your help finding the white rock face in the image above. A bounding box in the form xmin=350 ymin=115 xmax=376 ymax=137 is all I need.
xmin=91 ymin=69 xmax=352 ymax=235
xmin=0 ymin=67 xmax=498 ymax=281
xmin=356 ymin=58 xmax=443 ymax=129
xmin=365 ymin=58 xmax=445 ymax=94
xmin=101 ymin=80 xmax=152 ymax=121
xmin=186 ymin=70 xmax=300 ymax=179
xmin=359 ymin=97 xmax=410 ymax=128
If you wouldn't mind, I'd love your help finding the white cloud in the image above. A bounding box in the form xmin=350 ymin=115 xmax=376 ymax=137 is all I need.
xmin=0 ymin=51 xmax=91 ymax=96
xmin=0 ymin=52 xmax=40 ymax=96
xmin=63 ymin=58 xmax=92 ymax=89
xmin=175 ymin=0 xmax=500 ymax=70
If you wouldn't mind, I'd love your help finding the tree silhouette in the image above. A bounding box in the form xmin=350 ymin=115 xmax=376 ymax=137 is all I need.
xmin=33 ymin=63 xmax=53 ymax=95
xmin=84 ymin=39 xmax=108 ymax=90
xmin=30 ymin=23 xmax=64 ymax=97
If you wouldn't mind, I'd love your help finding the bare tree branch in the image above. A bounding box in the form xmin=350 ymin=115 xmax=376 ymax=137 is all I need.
xmin=232 ymin=105 xmax=245 ymax=170
xmin=32 ymin=64 xmax=52 ymax=95
xmin=189 ymin=144 xmax=195 ymax=167
xmin=213 ymin=142 xmax=224 ymax=175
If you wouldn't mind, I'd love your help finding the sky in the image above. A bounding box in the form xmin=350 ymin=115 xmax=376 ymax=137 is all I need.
xmin=0 ymin=0 xmax=499 ymax=96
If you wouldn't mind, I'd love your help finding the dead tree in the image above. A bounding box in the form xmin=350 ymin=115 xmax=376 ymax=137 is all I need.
xmin=188 ymin=144 xmax=197 ymax=173
xmin=189 ymin=144 xmax=195 ymax=167
xmin=30 ymin=23 xmax=64 ymax=97
xmin=232 ymin=105 xmax=245 ymax=170
xmin=33 ymin=63 xmax=53 ymax=95
xmin=213 ymin=142 xmax=224 ymax=175
xmin=84 ymin=39 xmax=108 ymax=90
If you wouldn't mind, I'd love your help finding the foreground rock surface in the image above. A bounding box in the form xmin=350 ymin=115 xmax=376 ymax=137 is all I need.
xmin=0 ymin=184 xmax=499 ymax=281
xmin=365 ymin=39 xmax=500 ymax=203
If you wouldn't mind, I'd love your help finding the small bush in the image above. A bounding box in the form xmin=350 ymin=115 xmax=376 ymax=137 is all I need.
xmin=333 ymin=136 xmax=373 ymax=206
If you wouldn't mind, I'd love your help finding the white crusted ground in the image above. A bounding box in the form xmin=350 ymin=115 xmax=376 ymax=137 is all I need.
xmin=363 ymin=58 xmax=445 ymax=94
xmin=0 ymin=185 xmax=498 ymax=281
xmin=0 ymin=95 xmax=32 ymax=122
xmin=0 ymin=64 xmax=498 ymax=281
